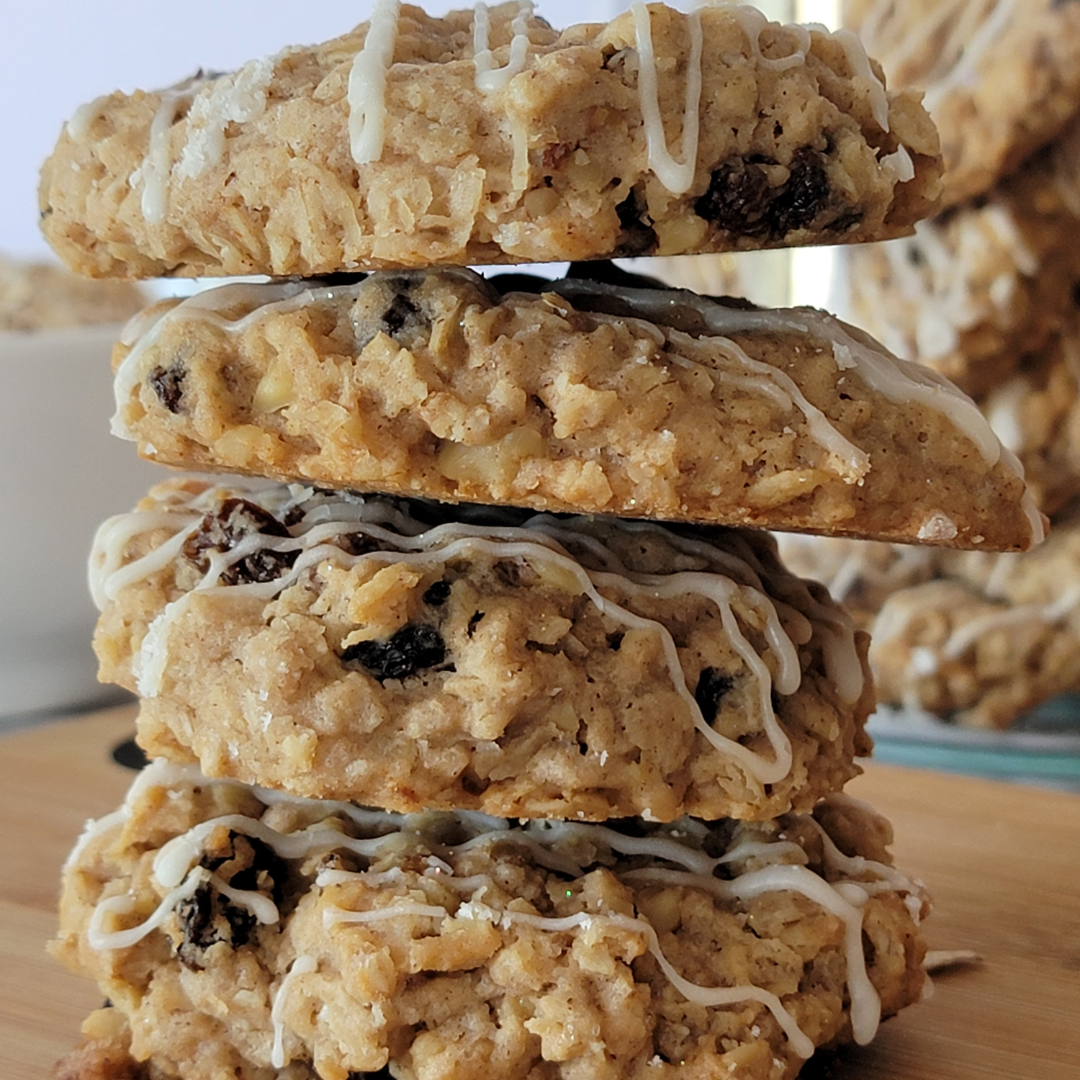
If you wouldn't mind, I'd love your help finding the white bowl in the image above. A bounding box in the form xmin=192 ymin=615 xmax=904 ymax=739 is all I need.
xmin=0 ymin=324 xmax=159 ymax=720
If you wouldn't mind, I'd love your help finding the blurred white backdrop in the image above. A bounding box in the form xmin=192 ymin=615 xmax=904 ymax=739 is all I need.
xmin=1 ymin=1 xmax=834 ymax=262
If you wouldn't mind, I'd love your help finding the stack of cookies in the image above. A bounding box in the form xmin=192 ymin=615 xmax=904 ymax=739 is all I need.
xmin=41 ymin=4 xmax=1043 ymax=1079
xmin=785 ymin=0 xmax=1080 ymax=729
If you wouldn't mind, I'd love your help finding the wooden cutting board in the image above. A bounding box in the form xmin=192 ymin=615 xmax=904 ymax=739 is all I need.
xmin=3 ymin=706 xmax=1079 ymax=1080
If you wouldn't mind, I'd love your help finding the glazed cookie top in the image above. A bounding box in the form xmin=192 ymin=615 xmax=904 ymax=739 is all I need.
xmin=845 ymin=0 xmax=1080 ymax=205
xmin=40 ymin=2 xmax=941 ymax=277
xmin=111 ymin=265 xmax=1044 ymax=551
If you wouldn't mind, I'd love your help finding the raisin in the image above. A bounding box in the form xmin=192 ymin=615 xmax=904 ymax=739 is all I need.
xmin=696 ymin=148 xmax=833 ymax=239
xmin=202 ymin=832 xmax=286 ymax=907
xmin=380 ymin=292 xmax=425 ymax=337
xmin=182 ymin=498 xmax=297 ymax=585
xmin=694 ymin=668 xmax=735 ymax=724
xmin=348 ymin=1070 xmax=394 ymax=1080
xmin=175 ymin=880 xmax=257 ymax=970
xmin=423 ymin=580 xmax=452 ymax=606
xmin=148 ymin=362 xmax=185 ymax=413
xmin=614 ymin=186 xmax=658 ymax=257
xmin=606 ymin=631 xmax=624 ymax=651
xmin=341 ymin=624 xmax=447 ymax=681
xmin=765 ymin=148 xmax=830 ymax=235
xmin=174 ymin=831 xmax=288 ymax=970
xmin=467 ymin=611 xmax=485 ymax=637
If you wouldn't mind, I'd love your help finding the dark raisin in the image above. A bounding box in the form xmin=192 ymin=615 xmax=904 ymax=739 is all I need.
xmin=182 ymin=498 xmax=297 ymax=585
xmin=341 ymin=624 xmax=447 ymax=681
xmin=765 ymin=148 xmax=830 ymax=235
xmin=381 ymin=292 xmax=425 ymax=337
xmin=696 ymin=148 xmax=833 ymax=239
xmin=467 ymin=611 xmax=485 ymax=637
xmin=348 ymin=1069 xmax=394 ymax=1080
xmin=695 ymin=156 xmax=775 ymax=235
xmin=423 ymin=580 xmax=452 ymax=606
xmin=175 ymin=880 xmax=257 ymax=970
xmin=1071 ymin=279 xmax=1080 ymax=308
xmin=202 ymin=832 xmax=286 ymax=907
xmin=110 ymin=737 xmax=149 ymax=771
xmin=336 ymin=531 xmax=378 ymax=557
xmin=694 ymin=668 xmax=735 ymax=724
xmin=614 ymin=185 xmax=658 ymax=257
xmin=148 ymin=362 xmax=186 ymax=413
xmin=606 ymin=631 xmax=624 ymax=651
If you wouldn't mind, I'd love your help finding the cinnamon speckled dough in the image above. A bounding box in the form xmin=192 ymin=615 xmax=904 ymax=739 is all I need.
xmin=39 ymin=2 xmax=942 ymax=279
xmin=52 ymin=762 xmax=928 ymax=1080
xmin=844 ymin=0 xmax=1080 ymax=205
xmin=91 ymin=477 xmax=874 ymax=821
xmin=112 ymin=267 xmax=1042 ymax=552
xmin=0 ymin=254 xmax=145 ymax=331
xmin=840 ymin=117 xmax=1080 ymax=400
xmin=777 ymin=510 xmax=1080 ymax=729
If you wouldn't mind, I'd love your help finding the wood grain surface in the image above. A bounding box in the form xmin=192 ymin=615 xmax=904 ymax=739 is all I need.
xmin=2 ymin=706 xmax=1078 ymax=1080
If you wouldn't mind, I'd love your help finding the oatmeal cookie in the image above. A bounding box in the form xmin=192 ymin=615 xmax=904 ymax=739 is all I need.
xmin=870 ymin=510 xmax=1080 ymax=729
xmin=111 ymin=266 xmax=1043 ymax=551
xmin=53 ymin=761 xmax=928 ymax=1080
xmin=39 ymin=2 xmax=941 ymax=279
xmin=0 ymin=254 xmax=144 ymax=331
xmin=91 ymin=477 xmax=873 ymax=821
xmin=778 ymin=510 xmax=1080 ymax=728
xmin=841 ymin=118 xmax=1080 ymax=399
xmin=845 ymin=0 xmax=1080 ymax=205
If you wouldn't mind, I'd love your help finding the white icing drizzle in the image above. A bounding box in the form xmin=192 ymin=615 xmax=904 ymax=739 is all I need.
xmin=548 ymin=279 xmax=1038 ymax=545
xmin=631 ymin=3 xmax=703 ymax=195
xmin=128 ymin=74 xmax=213 ymax=225
xmin=94 ymin=480 xmax=853 ymax=783
xmin=473 ymin=1 xmax=534 ymax=92
xmin=271 ymin=956 xmax=318 ymax=1069
xmin=175 ymin=58 xmax=275 ymax=181
xmin=831 ymin=27 xmax=889 ymax=133
xmin=111 ymin=280 xmax=304 ymax=438
xmin=724 ymin=5 xmax=810 ymax=72
xmin=940 ymin=583 xmax=1080 ymax=662
xmin=921 ymin=0 xmax=1016 ymax=116
xmin=81 ymin=761 xmax=926 ymax=1063
xmin=348 ymin=0 xmax=401 ymax=165
xmin=66 ymin=93 xmax=115 ymax=140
